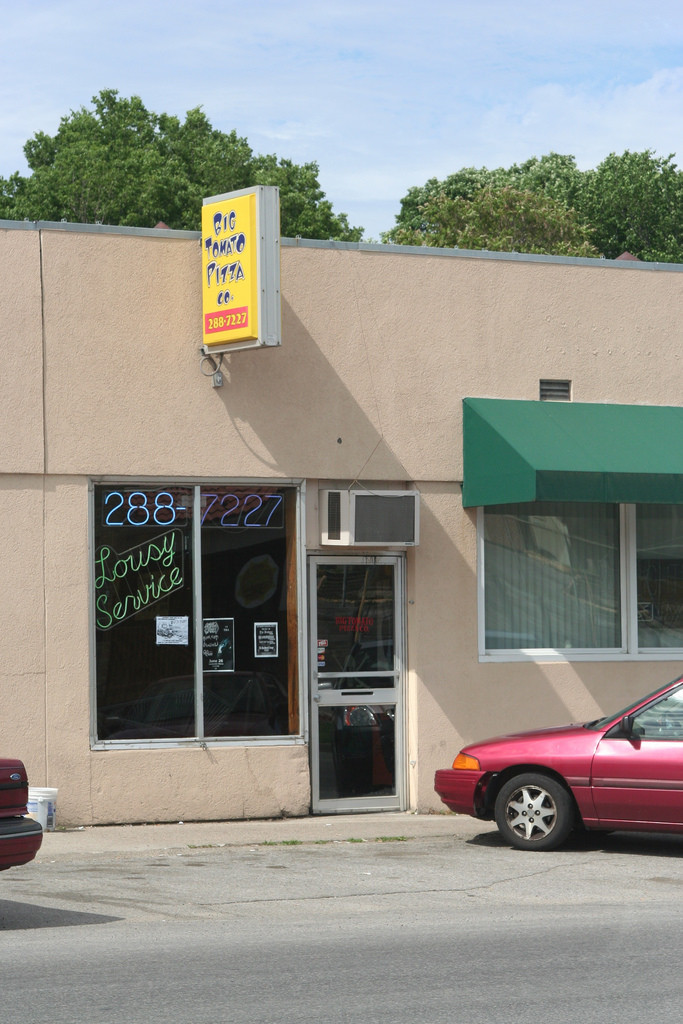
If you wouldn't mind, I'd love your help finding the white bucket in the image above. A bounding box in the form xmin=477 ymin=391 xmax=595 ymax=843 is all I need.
xmin=27 ymin=788 xmax=58 ymax=832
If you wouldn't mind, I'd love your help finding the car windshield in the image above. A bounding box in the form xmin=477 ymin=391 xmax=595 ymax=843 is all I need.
xmin=585 ymin=676 xmax=683 ymax=730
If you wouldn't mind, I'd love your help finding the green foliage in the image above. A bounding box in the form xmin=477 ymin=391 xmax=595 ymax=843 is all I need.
xmin=0 ymin=172 xmax=25 ymax=220
xmin=5 ymin=98 xmax=683 ymax=261
xmin=581 ymin=150 xmax=683 ymax=261
xmin=250 ymin=153 xmax=362 ymax=241
xmin=0 ymin=89 xmax=362 ymax=240
xmin=384 ymin=153 xmax=582 ymax=243
xmin=386 ymin=166 xmax=506 ymax=238
xmin=387 ymin=149 xmax=683 ymax=262
xmin=391 ymin=186 xmax=599 ymax=258
xmin=506 ymin=153 xmax=584 ymax=208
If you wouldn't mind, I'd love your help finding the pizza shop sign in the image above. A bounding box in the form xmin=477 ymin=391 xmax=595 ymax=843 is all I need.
xmin=201 ymin=185 xmax=282 ymax=354
xmin=335 ymin=616 xmax=375 ymax=633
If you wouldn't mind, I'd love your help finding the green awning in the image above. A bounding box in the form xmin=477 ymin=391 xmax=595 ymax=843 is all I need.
xmin=462 ymin=398 xmax=683 ymax=507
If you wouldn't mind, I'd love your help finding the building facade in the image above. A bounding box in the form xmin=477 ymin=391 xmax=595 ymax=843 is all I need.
xmin=2 ymin=219 xmax=683 ymax=825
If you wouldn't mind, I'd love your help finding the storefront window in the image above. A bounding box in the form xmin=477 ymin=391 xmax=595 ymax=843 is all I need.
xmin=637 ymin=505 xmax=683 ymax=648
xmin=94 ymin=484 xmax=299 ymax=742
xmin=484 ymin=502 xmax=621 ymax=650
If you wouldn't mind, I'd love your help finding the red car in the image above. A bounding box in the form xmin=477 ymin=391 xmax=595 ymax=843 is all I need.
xmin=0 ymin=759 xmax=43 ymax=870
xmin=435 ymin=674 xmax=683 ymax=851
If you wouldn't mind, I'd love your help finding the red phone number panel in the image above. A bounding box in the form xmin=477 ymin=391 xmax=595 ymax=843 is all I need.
xmin=204 ymin=307 xmax=249 ymax=334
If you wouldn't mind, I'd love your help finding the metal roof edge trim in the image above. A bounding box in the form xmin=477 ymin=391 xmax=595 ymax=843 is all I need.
xmin=280 ymin=238 xmax=683 ymax=271
xmin=0 ymin=218 xmax=681 ymax=272
xmin=0 ymin=218 xmax=200 ymax=240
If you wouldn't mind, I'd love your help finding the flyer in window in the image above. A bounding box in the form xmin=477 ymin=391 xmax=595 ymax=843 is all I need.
xmin=203 ymin=618 xmax=235 ymax=671
xmin=156 ymin=616 xmax=189 ymax=645
xmin=254 ymin=622 xmax=278 ymax=658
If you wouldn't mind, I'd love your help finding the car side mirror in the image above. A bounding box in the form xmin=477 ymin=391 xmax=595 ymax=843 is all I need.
xmin=621 ymin=714 xmax=634 ymax=737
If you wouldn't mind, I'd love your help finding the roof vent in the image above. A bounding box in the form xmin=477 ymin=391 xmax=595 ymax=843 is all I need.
xmin=540 ymin=379 xmax=571 ymax=402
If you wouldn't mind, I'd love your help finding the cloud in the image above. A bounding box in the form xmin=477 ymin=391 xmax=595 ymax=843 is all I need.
xmin=472 ymin=68 xmax=683 ymax=170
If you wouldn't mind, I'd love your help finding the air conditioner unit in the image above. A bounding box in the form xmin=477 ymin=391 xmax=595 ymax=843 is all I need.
xmin=320 ymin=490 xmax=420 ymax=547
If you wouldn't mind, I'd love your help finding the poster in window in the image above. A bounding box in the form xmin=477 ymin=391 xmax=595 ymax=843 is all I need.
xmin=254 ymin=622 xmax=278 ymax=658
xmin=203 ymin=618 xmax=235 ymax=672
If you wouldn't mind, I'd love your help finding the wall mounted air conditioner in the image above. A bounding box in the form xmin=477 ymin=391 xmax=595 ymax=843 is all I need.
xmin=320 ymin=490 xmax=420 ymax=546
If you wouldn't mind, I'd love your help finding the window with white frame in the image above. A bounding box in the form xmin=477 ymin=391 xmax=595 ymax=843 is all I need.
xmin=636 ymin=504 xmax=683 ymax=648
xmin=481 ymin=502 xmax=683 ymax=657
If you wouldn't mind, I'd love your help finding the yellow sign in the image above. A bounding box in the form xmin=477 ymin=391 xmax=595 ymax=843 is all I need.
xmin=201 ymin=186 xmax=281 ymax=353
xmin=202 ymin=192 xmax=259 ymax=349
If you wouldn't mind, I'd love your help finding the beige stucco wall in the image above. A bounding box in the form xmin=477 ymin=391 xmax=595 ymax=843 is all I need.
xmin=40 ymin=233 xmax=683 ymax=484
xmin=0 ymin=229 xmax=44 ymax=472
xmin=0 ymin=477 xmax=47 ymax=782
xmin=2 ymin=221 xmax=683 ymax=823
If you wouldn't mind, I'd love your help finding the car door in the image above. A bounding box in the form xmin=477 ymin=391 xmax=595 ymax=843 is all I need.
xmin=591 ymin=688 xmax=683 ymax=827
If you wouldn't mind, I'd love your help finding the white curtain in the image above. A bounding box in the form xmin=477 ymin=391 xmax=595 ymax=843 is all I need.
xmin=484 ymin=502 xmax=620 ymax=650
xmin=637 ymin=505 xmax=683 ymax=648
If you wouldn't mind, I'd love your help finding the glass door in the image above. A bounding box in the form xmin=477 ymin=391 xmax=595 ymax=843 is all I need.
xmin=309 ymin=556 xmax=405 ymax=812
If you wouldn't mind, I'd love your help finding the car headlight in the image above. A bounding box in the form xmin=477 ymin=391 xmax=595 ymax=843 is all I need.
xmin=343 ymin=706 xmax=377 ymax=727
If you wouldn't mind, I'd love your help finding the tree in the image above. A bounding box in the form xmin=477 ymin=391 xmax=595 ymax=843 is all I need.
xmin=581 ymin=150 xmax=683 ymax=261
xmin=506 ymin=153 xmax=584 ymax=209
xmin=390 ymin=186 xmax=599 ymax=258
xmin=250 ymin=154 xmax=361 ymax=240
xmin=385 ymin=166 xmax=506 ymax=240
xmin=0 ymin=90 xmax=363 ymax=240
xmin=387 ymin=149 xmax=683 ymax=262
xmin=384 ymin=153 xmax=583 ymax=243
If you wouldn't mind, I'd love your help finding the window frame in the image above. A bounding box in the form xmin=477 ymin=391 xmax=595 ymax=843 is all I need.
xmin=89 ymin=478 xmax=308 ymax=750
xmin=477 ymin=503 xmax=683 ymax=662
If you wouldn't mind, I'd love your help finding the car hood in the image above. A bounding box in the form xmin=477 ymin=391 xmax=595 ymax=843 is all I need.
xmin=462 ymin=722 xmax=601 ymax=770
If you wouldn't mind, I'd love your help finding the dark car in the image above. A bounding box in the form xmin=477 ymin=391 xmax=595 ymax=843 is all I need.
xmin=99 ymin=672 xmax=288 ymax=740
xmin=435 ymin=674 xmax=683 ymax=851
xmin=0 ymin=759 xmax=42 ymax=870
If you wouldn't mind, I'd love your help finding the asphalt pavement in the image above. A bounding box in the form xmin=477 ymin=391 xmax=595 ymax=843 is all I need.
xmin=34 ymin=811 xmax=490 ymax=862
xmin=11 ymin=809 xmax=683 ymax=1024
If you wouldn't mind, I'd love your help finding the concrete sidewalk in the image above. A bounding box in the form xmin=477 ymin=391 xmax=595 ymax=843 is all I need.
xmin=34 ymin=812 xmax=491 ymax=862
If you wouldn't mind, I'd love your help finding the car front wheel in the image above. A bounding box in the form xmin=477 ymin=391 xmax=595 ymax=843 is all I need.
xmin=494 ymin=773 xmax=574 ymax=851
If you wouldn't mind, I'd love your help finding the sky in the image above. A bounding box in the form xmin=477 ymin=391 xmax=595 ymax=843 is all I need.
xmin=2 ymin=0 xmax=683 ymax=240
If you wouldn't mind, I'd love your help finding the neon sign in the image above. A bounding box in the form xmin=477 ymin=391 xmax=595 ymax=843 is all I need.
xmin=101 ymin=488 xmax=285 ymax=529
xmin=94 ymin=529 xmax=185 ymax=630
xmin=103 ymin=489 xmax=192 ymax=527
xmin=200 ymin=490 xmax=284 ymax=528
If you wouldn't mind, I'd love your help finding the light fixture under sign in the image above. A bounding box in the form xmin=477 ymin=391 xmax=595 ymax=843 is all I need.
xmin=199 ymin=349 xmax=224 ymax=387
